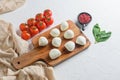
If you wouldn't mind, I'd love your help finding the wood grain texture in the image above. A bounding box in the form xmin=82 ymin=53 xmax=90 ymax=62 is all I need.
xmin=12 ymin=20 xmax=91 ymax=69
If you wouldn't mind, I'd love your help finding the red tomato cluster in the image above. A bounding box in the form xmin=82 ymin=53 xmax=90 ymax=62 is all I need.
xmin=19 ymin=9 xmax=54 ymax=40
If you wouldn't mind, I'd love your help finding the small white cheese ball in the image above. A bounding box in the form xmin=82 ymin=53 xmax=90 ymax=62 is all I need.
xmin=49 ymin=49 xmax=61 ymax=59
xmin=65 ymin=41 xmax=75 ymax=51
xmin=39 ymin=36 xmax=48 ymax=46
xmin=52 ymin=37 xmax=62 ymax=47
xmin=64 ymin=30 xmax=74 ymax=39
xmin=76 ymin=36 xmax=86 ymax=45
xmin=50 ymin=28 xmax=60 ymax=37
xmin=60 ymin=21 xmax=69 ymax=31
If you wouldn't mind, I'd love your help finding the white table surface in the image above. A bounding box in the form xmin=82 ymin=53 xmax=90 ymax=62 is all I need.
xmin=0 ymin=0 xmax=120 ymax=80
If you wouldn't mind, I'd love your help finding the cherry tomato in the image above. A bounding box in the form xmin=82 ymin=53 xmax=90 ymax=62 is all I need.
xmin=19 ymin=23 xmax=29 ymax=31
xmin=30 ymin=26 xmax=39 ymax=36
xmin=44 ymin=9 xmax=52 ymax=17
xmin=35 ymin=13 xmax=45 ymax=21
xmin=21 ymin=31 xmax=31 ymax=40
xmin=37 ymin=21 xmax=46 ymax=31
xmin=27 ymin=18 xmax=37 ymax=26
xmin=45 ymin=16 xmax=54 ymax=26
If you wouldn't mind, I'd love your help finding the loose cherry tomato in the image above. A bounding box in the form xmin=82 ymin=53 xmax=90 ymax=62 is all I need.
xmin=44 ymin=9 xmax=52 ymax=17
xmin=27 ymin=18 xmax=37 ymax=26
xmin=35 ymin=13 xmax=45 ymax=21
xmin=21 ymin=31 xmax=31 ymax=40
xmin=30 ymin=26 xmax=39 ymax=36
xmin=19 ymin=23 xmax=29 ymax=31
xmin=45 ymin=16 xmax=54 ymax=26
xmin=37 ymin=21 xmax=46 ymax=31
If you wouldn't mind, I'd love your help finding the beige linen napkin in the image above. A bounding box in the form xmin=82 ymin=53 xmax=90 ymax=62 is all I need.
xmin=0 ymin=0 xmax=25 ymax=14
xmin=0 ymin=20 xmax=56 ymax=80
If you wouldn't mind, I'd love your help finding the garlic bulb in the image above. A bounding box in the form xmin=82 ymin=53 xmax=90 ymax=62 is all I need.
xmin=64 ymin=30 xmax=74 ymax=39
xmin=52 ymin=37 xmax=62 ymax=47
xmin=60 ymin=21 xmax=69 ymax=31
xmin=49 ymin=49 xmax=61 ymax=59
xmin=50 ymin=28 xmax=60 ymax=37
xmin=76 ymin=36 xmax=86 ymax=45
xmin=64 ymin=41 xmax=75 ymax=51
xmin=39 ymin=36 xmax=48 ymax=46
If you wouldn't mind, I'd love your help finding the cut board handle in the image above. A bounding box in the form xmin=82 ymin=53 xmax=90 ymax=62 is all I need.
xmin=12 ymin=49 xmax=47 ymax=69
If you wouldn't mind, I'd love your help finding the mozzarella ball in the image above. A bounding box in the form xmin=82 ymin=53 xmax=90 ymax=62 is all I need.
xmin=60 ymin=21 xmax=69 ymax=31
xmin=39 ymin=36 xmax=48 ymax=46
xmin=49 ymin=49 xmax=61 ymax=59
xmin=65 ymin=41 xmax=75 ymax=51
xmin=64 ymin=30 xmax=74 ymax=39
xmin=76 ymin=36 xmax=86 ymax=45
xmin=50 ymin=28 xmax=60 ymax=37
xmin=52 ymin=37 xmax=62 ymax=47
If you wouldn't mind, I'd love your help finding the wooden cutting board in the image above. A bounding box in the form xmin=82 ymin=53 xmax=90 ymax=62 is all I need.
xmin=12 ymin=20 xmax=91 ymax=69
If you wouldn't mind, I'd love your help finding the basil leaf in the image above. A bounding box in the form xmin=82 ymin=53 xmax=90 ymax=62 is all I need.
xmin=92 ymin=24 xmax=112 ymax=43
xmin=93 ymin=24 xmax=100 ymax=37
xmin=92 ymin=24 xmax=100 ymax=41
xmin=96 ymin=32 xmax=111 ymax=42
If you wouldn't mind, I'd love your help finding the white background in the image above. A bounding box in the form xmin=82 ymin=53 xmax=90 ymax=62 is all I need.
xmin=0 ymin=0 xmax=120 ymax=80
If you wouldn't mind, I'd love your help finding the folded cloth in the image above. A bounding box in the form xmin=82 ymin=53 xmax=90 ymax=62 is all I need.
xmin=0 ymin=20 xmax=56 ymax=80
xmin=0 ymin=0 xmax=25 ymax=14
